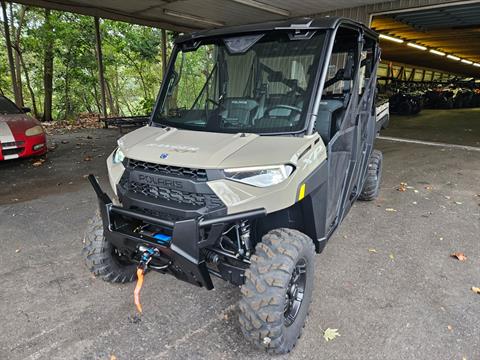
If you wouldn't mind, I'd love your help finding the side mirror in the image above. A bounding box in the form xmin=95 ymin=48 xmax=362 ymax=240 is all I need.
xmin=21 ymin=107 xmax=31 ymax=113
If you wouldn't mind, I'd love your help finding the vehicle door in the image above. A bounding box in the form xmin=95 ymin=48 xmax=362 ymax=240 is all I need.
xmin=324 ymin=28 xmax=379 ymax=231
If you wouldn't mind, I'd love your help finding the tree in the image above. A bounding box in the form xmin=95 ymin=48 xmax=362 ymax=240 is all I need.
xmin=10 ymin=4 xmax=26 ymax=107
xmin=0 ymin=5 xmax=174 ymax=120
xmin=1 ymin=0 xmax=21 ymax=105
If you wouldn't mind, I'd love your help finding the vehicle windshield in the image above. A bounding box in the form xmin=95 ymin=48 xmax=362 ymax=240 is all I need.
xmin=0 ymin=96 xmax=22 ymax=115
xmin=152 ymin=31 xmax=326 ymax=134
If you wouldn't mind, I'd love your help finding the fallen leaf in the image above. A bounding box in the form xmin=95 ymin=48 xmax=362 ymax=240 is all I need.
xmin=451 ymin=252 xmax=467 ymax=262
xmin=84 ymin=155 xmax=93 ymax=161
xmin=397 ymin=182 xmax=408 ymax=192
xmin=472 ymin=287 xmax=480 ymax=294
xmin=323 ymin=328 xmax=340 ymax=342
xmin=32 ymin=158 xmax=46 ymax=167
xmin=385 ymin=208 xmax=397 ymax=212
xmin=368 ymin=248 xmax=377 ymax=253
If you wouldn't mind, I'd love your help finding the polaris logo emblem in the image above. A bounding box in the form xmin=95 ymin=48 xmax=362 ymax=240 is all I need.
xmin=136 ymin=174 xmax=183 ymax=189
xmin=160 ymin=153 xmax=169 ymax=159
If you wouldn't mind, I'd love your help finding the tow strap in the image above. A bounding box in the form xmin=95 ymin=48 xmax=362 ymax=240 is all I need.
xmin=133 ymin=247 xmax=158 ymax=313
xmin=134 ymin=268 xmax=145 ymax=313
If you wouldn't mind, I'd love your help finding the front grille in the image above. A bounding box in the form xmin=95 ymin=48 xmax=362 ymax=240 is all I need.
xmin=2 ymin=147 xmax=24 ymax=156
xmin=130 ymin=181 xmax=207 ymax=207
xmin=119 ymin=158 xmax=225 ymax=216
xmin=1 ymin=141 xmax=24 ymax=149
xmin=127 ymin=159 xmax=208 ymax=182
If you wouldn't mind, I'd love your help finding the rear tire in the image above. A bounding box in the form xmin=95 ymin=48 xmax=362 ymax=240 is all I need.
xmin=359 ymin=150 xmax=383 ymax=201
xmin=239 ymin=228 xmax=315 ymax=354
xmin=82 ymin=211 xmax=137 ymax=283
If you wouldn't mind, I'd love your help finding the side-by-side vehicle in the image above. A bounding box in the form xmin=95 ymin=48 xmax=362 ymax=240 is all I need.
xmin=84 ymin=17 xmax=384 ymax=353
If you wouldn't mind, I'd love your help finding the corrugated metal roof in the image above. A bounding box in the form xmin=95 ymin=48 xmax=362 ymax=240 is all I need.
xmin=372 ymin=2 xmax=480 ymax=77
xmin=391 ymin=2 xmax=480 ymax=30
xmin=9 ymin=0 xmax=393 ymax=31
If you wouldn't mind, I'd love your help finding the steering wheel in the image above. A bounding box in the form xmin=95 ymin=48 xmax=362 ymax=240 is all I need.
xmin=264 ymin=105 xmax=302 ymax=118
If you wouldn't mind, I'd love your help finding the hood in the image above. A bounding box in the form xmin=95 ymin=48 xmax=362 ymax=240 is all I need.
xmin=119 ymin=125 xmax=313 ymax=169
xmin=0 ymin=113 xmax=40 ymax=134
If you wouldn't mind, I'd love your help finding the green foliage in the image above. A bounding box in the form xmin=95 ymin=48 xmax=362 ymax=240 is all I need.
xmin=0 ymin=4 xmax=171 ymax=120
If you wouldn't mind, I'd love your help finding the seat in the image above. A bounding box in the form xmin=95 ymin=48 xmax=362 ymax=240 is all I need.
xmin=221 ymin=98 xmax=258 ymax=125
xmin=316 ymin=100 xmax=343 ymax=144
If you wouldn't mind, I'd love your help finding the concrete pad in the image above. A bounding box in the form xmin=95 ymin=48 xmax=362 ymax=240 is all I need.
xmin=0 ymin=129 xmax=479 ymax=359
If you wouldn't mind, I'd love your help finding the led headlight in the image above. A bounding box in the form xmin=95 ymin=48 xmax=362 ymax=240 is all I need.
xmin=112 ymin=147 xmax=125 ymax=164
xmin=25 ymin=125 xmax=44 ymax=137
xmin=224 ymin=165 xmax=294 ymax=187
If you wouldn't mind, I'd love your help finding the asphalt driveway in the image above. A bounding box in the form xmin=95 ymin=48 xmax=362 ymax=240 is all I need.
xmin=0 ymin=128 xmax=479 ymax=360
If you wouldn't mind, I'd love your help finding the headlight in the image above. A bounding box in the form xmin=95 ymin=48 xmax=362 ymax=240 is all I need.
xmin=224 ymin=165 xmax=294 ymax=187
xmin=25 ymin=125 xmax=44 ymax=137
xmin=112 ymin=148 xmax=125 ymax=164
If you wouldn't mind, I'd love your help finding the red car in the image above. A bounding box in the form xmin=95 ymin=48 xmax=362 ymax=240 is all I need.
xmin=0 ymin=95 xmax=47 ymax=161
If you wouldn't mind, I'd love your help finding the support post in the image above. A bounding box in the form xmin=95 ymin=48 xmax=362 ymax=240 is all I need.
xmin=161 ymin=29 xmax=167 ymax=78
xmin=94 ymin=16 xmax=107 ymax=119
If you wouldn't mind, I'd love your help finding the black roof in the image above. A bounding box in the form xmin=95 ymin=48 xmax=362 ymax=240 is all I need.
xmin=175 ymin=16 xmax=377 ymax=44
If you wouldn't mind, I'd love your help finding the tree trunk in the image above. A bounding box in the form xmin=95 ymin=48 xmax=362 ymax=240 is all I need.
xmin=94 ymin=17 xmax=108 ymax=118
xmin=162 ymin=29 xmax=167 ymax=78
xmin=88 ymin=68 xmax=102 ymax=114
xmin=42 ymin=9 xmax=54 ymax=122
xmin=1 ymin=1 xmax=20 ymax=105
xmin=64 ymin=65 xmax=71 ymax=119
xmin=105 ymin=80 xmax=117 ymax=116
xmin=19 ymin=51 xmax=39 ymax=117
xmin=123 ymin=51 xmax=149 ymax=99
xmin=11 ymin=4 xmax=25 ymax=106
xmin=82 ymin=94 xmax=93 ymax=113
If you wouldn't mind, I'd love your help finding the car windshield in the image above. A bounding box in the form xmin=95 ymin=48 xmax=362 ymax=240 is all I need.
xmin=0 ymin=96 xmax=22 ymax=115
xmin=152 ymin=31 xmax=326 ymax=134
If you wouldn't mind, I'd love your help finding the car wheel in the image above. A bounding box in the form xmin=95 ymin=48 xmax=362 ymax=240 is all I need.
xmin=239 ymin=228 xmax=315 ymax=354
xmin=82 ymin=211 xmax=137 ymax=283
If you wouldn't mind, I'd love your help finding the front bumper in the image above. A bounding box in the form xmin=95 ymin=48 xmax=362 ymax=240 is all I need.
xmin=89 ymin=175 xmax=265 ymax=289
xmin=0 ymin=133 xmax=47 ymax=161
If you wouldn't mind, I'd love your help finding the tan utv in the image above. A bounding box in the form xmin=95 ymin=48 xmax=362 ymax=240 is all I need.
xmin=84 ymin=16 xmax=386 ymax=354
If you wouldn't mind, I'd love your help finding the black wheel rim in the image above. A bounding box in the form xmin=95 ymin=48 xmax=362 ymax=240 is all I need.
xmin=284 ymin=258 xmax=307 ymax=327
xmin=111 ymin=246 xmax=133 ymax=266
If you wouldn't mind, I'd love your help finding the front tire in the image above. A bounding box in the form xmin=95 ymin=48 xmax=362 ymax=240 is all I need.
xmin=239 ymin=228 xmax=315 ymax=354
xmin=82 ymin=212 xmax=137 ymax=283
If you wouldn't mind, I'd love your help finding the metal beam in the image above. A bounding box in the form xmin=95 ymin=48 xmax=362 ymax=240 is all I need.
xmin=94 ymin=17 xmax=107 ymax=118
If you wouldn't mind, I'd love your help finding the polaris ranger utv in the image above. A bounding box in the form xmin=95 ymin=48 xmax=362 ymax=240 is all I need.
xmin=84 ymin=16 xmax=383 ymax=353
